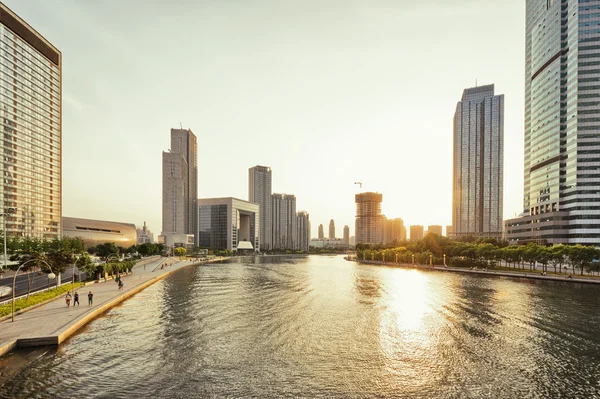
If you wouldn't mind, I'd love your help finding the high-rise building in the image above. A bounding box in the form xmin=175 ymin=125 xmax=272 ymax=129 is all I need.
xmin=296 ymin=211 xmax=310 ymax=252
xmin=272 ymin=194 xmax=296 ymax=250
xmin=427 ymin=225 xmax=443 ymax=236
xmin=453 ymin=85 xmax=504 ymax=240
xmin=505 ymin=1 xmax=600 ymax=246
xmin=249 ymin=165 xmax=272 ymax=250
xmin=162 ymin=128 xmax=197 ymax=241
xmin=446 ymin=225 xmax=453 ymax=237
xmin=355 ymin=192 xmax=384 ymax=245
xmin=410 ymin=225 xmax=424 ymax=241
xmin=137 ymin=221 xmax=154 ymax=244
xmin=318 ymin=224 xmax=324 ymax=239
xmin=329 ymin=219 xmax=335 ymax=239
xmin=384 ymin=218 xmax=405 ymax=244
xmin=0 ymin=4 xmax=61 ymax=239
xmin=343 ymin=225 xmax=350 ymax=245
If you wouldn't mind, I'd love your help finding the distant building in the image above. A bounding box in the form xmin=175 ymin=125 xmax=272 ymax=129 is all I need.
xmin=427 ymin=225 xmax=443 ymax=236
xmin=198 ymin=197 xmax=260 ymax=252
xmin=310 ymin=238 xmax=349 ymax=249
xmin=410 ymin=225 xmax=424 ymax=241
xmin=249 ymin=165 xmax=272 ymax=250
xmin=162 ymin=128 xmax=198 ymax=243
xmin=296 ymin=211 xmax=310 ymax=252
xmin=158 ymin=233 xmax=195 ymax=250
xmin=62 ymin=217 xmax=137 ymax=249
xmin=272 ymin=194 xmax=297 ymax=250
xmin=446 ymin=225 xmax=453 ymax=237
xmin=350 ymin=236 xmax=356 ymax=246
xmin=343 ymin=225 xmax=350 ymax=245
xmin=384 ymin=218 xmax=405 ymax=244
xmin=452 ymin=85 xmax=504 ymax=240
xmin=136 ymin=221 xmax=154 ymax=244
xmin=329 ymin=219 xmax=336 ymax=239
xmin=318 ymin=224 xmax=324 ymax=239
xmin=355 ymin=192 xmax=384 ymax=245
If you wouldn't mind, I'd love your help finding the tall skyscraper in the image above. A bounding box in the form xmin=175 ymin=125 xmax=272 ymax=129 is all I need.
xmin=329 ymin=219 xmax=335 ymax=239
xmin=410 ymin=225 xmax=424 ymax=241
xmin=343 ymin=225 xmax=350 ymax=245
xmin=318 ymin=224 xmax=324 ymax=239
xmin=355 ymin=192 xmax=384 ymax=245
xmin=162 ymin=129 xmax=197 ymax=241
xmin=0 ymin=4 xmax=61 ymax=239
xmin=296 ymin=211 xmax=310 ymax=252
xmin=249 ymin=165 xmax=272 ymax=250
xmin=506 ymin=1 xmax=600 ymax=246
xmin=452 ymin=85 xmax=504 ymax=239
xmin=272 ymin=194 xmax=296 ymax=250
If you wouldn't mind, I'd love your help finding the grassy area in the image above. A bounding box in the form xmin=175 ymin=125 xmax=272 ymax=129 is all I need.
xmin=0 ymin=282 xmax=84 ymax=318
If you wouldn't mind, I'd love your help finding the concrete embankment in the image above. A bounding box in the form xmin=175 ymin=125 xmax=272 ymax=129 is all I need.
xmin=0 ymin=257 xmax=229 ymax=356
xmin=353 ymin=259 xmax=600 ymax=285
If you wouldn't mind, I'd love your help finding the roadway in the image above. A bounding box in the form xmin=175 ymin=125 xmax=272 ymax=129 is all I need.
xmin=0 ymin=267 xmax=85 ymax=301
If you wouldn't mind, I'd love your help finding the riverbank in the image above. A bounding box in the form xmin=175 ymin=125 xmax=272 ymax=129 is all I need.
xmin=353 ymin=259 xmax=600 ymax=285
xmin=0 ymin=256 xmax=229 ymax=357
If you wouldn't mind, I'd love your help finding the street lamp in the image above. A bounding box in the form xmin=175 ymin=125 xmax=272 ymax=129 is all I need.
xmin=412 ymin=254 xmax=415 ymax=265
xmin=443 ymin=254 xmax=446 ymax=266
xmin=71 ymin=253 xmax=85 ymax=294
xmin=11 ymin=258 xmax=54 ymax=322
xmin=0 ymin=207 xmax=17 ymax=273
xmin=429 ymin=254 xmax=433 ymax=267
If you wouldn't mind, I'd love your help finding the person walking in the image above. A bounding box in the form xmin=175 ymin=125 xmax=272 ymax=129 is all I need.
xmin=88 ymin=291 xmax=93 ymax=306
xmin=65 ymin=293 xmax=72 ymax=307
xmin=73 ymin=292 xmax=80 ymax=306
xmin=118 ymin=279 xmax=123 ymax=290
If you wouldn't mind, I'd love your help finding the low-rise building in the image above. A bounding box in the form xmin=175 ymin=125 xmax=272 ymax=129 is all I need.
xmin=62 ymin=217 xmax=137 ymax=249
xmin=158 ymin=233 xmax=195 ymax=250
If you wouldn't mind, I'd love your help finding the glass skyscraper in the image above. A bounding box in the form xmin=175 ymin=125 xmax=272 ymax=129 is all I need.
xmin=0 ymin=4 xmax=61 ymax=239
xmin=506 ymin=0 xmax=600 ymax=245
xmin=249 ymin=165 xmax=272 ymax=250
xmin=452 ymin=85 xmax=504 ymax=239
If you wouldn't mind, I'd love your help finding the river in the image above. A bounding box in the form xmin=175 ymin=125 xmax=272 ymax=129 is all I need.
xmin=1 ymin=255 xmax=599 ymax=398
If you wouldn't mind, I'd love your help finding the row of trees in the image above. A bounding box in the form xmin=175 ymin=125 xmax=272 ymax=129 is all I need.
xmin=87 ymin=242 xmax=164 ymax=258
xmin=356 ymin=234 xmax=600 ymax=276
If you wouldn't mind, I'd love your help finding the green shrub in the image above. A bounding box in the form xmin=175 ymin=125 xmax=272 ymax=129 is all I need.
xmin=0 ymin=282 xmax=84 ymax=318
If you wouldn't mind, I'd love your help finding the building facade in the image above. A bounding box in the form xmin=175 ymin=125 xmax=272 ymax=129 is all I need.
xmin=384 ymin=218 xmax=405 ymax=244
xmin=0 ymin=4 xmax=61 ymax=239
xmin=198 ymin=197 xmax=260 ymax=252
xmin=427 ymin=225 xmax=443 ymax=236
xmin=446 ymin=225 xmax=453 ymax=237
xmin=328 ymin=219 xmax=335 ymax=239
xmin=318 ymin=224 xmax=324 ymax=239
xmin=249 ymin=165 xmax=272 ymax=250
xmin=410 ymin=225 xmax=424 ymax=241
xmin=343 ymin=225 xmax=350 ymax=245
xmin=355 ymin=192 xmax=384 ymax=245
xmin=136 ymin=221 xmax=154 ymax=244
xmin=296 ymin=211 xmax=310 ymax=252
xmin=272 ymin=194 xmax=296 ymax=250
xmin=453 ymin=85 xmax=504 ymax=240
xmin=62 ymin=217 xmax=137 ymax=249
xmin=162 ymin=128 xmax=197 ymax=242
xmin=505 ymin=0 xmax=600 ymax=246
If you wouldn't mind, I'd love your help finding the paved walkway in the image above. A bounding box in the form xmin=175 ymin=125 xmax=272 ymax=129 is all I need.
xmin=0 ymin=256 xmax=223 ymax=356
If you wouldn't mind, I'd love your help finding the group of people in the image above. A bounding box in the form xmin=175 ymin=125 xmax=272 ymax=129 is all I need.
xmin=65 ymin=291 xmax=93 ymax=307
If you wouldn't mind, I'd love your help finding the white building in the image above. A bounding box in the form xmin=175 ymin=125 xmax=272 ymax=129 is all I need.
xmin=137 ymin=221 xmax=154 ymax=244
xmin=249 ymin=165 xmax=272 ymax=250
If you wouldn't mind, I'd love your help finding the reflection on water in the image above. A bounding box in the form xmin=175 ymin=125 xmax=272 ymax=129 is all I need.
xmin=1 ymin=255 xmax=600 ymax=398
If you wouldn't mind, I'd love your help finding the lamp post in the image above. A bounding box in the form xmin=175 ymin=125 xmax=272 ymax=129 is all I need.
xmin=71 ymin=253 xmax=84 ymax=294
xmin=412 ymin=254 xmax=415 ymax=266
xmin=0 ymin=207 xmax=17 ymax=273
xmin=430 ymin=254 xmax=433 ymax=267
xmin=11 ymin=258 xmax=54 ymax=322
xmin=443 ymin=254 xmax=446 ymax=266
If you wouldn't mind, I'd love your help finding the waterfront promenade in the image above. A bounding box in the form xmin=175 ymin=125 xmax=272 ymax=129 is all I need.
xmin=0 ymin=256 xmax=225 ymax=357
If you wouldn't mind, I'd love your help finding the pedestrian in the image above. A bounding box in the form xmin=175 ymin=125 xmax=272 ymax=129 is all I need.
xmin=88 ymin=291 xmax=93 ymax=305
xmin=65 ymin=292 xmax=72 ymax=307
xmin=118 ymin=279 xmax=123 ymax=290
xmin=73 ymin=292 xmax=79 ymax=306
xmin=115 ymin=275 xmax=120 ymax=284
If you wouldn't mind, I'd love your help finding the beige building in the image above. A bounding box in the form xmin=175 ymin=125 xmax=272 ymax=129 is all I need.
xmin=296 ymin=211 xmax=310 ymax=252
xmin=410 ymin=225 xmax=424 ymax=241
xmin=343 ymin=225 xmax=350 ymax=245
xmin=162 ymin=128 xmax=197 ymax=242
xmin=0 ymin=4 xmax=62 ymax=239
xmin=384 ymin=218 xmax=405 ymax=244
xmin=249 ymin=165 xmax=272 ymax=250
xmin=445 ymin=225 xmax=453 ymax=237
xmin=329 ymin=219 xmax=335 ymax=239
xmin=137 ymin=221 xmax=154 ymax=244
xmin=427 ymin=225 xmax=443 ymax=236
xmin=318 ymin=224 xmax=324 ymax=239
xmin=355 ymin=192 xmax=384 ymax=245
xmin=62 ymin=217 xmax=137 ymax=249
xmin=272 ymin=194 xmax=296 ymax=250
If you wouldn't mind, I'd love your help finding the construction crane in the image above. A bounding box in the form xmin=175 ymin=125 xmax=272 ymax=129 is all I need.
xmin=354 ymin=181 xmax=363 ymax=190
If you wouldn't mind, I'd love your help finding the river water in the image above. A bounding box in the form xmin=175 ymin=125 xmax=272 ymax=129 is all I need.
xmin=1 ymin=255 xmax=599 ymax=398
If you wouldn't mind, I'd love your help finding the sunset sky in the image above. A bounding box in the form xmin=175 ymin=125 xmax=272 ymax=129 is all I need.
xmin=5 ymin=0 xmax=525 ymax=238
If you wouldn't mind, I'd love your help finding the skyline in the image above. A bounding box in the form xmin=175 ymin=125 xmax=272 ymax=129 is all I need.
xmin=4 ymin=0 xmax=526 ymax=239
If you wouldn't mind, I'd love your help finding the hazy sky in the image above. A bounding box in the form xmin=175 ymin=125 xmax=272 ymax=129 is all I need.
xmin=6 ymin=0 xmax=525 ymax=238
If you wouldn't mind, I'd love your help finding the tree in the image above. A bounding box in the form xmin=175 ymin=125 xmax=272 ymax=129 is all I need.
xmin=174 ymin=247 xmax=187 ymax=257
xmin=549 ymin=245 xmax=567 ymax=274
xmin=75 ymin=253 xmax=96 ymax=280
xmin=567 ymin=245 xmax=598 ymax=275
xmin=95 ymin=242 xmax=120 ymax=259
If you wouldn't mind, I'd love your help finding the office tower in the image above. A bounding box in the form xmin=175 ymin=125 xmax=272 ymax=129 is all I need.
xmin=427 ymin=225 xmax=443 ymax=236
xmin=162 ymin=128 xmax=197 ymax=241
xmin=355 ymin=192 xmax=384 ymax=244
xmin=249 ymin=165 xmax=272 ymax=250
xmin=343 ymin=225 xmax=350 ymax=245
xmin=318 ymin=224 xmax=324 ymax=239
xmin=506 ymin=1 xmax=600 ymax=245
xmin=452 ymin=85 xmax=504 ymax=240
xmin=137 ymin=221 xmax=154 ymax=244
xmin=272 ymin=194 xmax=296 ymax=250
xmin=198 ymin=197 xmax=260 ymax=252
xmin=384 ymin=218 xmax=405 ymax=244
xmin=446 ymin=225 xmax=453 ymax=237
xmin=296 ymin=211 xmax=310 ymax=252
xmin=329 ymin=219 xmax=335 ymax=239
xmin=0 ymin=4 xmax=61 ymax=239
xmin=410 ymin=225 xmax=424 ymax=241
